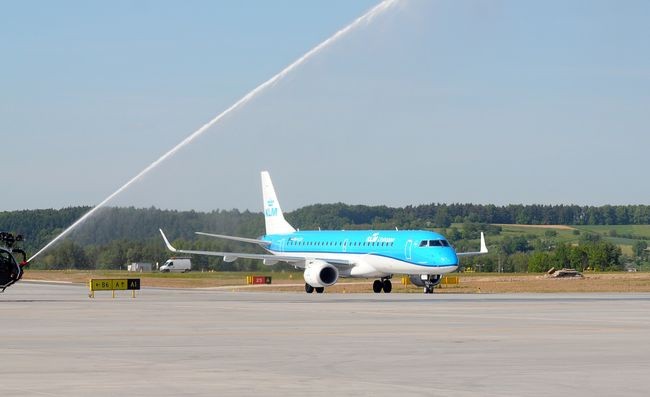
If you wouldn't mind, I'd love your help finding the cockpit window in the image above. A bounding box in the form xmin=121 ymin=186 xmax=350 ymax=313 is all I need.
xmin=421 ymin=239 xmax=450 ymax=247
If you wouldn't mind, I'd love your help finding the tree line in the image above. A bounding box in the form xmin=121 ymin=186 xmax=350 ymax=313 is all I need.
xmin=286 ymin=203 xmax=650 ymax=229
xmin=1 ymin=203 xmax=646 ymax=271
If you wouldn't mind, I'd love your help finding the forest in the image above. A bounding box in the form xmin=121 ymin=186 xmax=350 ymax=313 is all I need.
xmin=2 ymin=203 xmax=649 ymax=272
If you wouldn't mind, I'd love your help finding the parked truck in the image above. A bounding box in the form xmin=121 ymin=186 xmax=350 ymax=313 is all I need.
xmin=159 ymin=258 xmax=191 ymax=273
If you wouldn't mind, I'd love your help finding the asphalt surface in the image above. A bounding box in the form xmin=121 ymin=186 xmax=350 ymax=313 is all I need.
xmin=3 ymin=282 xmax=650 ymax=396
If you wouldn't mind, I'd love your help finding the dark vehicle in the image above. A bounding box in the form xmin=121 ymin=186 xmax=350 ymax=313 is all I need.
xmin=0 ymin=232 xmax=28 ymax=292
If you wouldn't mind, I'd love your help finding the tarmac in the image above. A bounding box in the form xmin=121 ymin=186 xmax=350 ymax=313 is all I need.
xmin=3 ymin=281 xmax=650 ymax=396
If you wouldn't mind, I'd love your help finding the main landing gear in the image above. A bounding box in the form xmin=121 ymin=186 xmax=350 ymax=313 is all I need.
xmin=372 ymin=277 xmax=392 ymax=293
xmin=305 ymin=283 xmax=324 ymax=294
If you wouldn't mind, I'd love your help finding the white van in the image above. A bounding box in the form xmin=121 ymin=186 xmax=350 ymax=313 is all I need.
xmin=159 ymin=258 xmax=191 ymax=273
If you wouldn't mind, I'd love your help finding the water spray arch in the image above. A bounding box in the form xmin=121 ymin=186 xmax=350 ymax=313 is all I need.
xmin=28 ymin=0 xmax=401 ymax=263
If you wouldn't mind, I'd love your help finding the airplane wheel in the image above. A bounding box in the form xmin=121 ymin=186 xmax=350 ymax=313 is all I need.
xmin=424 ymin=286 xmax=434 ymax=294
xmin=372 ymin=280 xmax=382 ymax=293
xmin=305 ymin=283 xmax=314 ymax=293
xmin=382 ymin=279 xmax=392 ymax=293
xmin=315 ymin=287 xmax=324 ymax=294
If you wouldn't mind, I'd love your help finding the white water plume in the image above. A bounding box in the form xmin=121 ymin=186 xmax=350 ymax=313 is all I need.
xmin=28 ymin=0 xmax=401 ymax=262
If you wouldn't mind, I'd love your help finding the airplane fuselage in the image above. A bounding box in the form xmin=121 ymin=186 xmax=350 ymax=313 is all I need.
xmin=262 ymin=230 xmax=459 ymax=278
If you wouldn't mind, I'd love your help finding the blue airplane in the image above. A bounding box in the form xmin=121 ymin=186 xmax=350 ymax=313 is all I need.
xmin=160 ymin=171 xmax=487 ymax=293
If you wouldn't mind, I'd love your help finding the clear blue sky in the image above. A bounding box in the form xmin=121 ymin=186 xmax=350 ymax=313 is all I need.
xmin=2 ymin=0 xmax=649 ymax=212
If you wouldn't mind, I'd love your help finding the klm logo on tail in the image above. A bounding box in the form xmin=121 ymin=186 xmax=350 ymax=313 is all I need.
xmin=265 ymin=200 xmax=278 ymax=217
xmin=261 ymin=171 xmax=295 ymax=234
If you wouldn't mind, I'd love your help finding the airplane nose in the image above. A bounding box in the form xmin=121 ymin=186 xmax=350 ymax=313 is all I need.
xmin=440 ymin=248 xmax=458 ymax=266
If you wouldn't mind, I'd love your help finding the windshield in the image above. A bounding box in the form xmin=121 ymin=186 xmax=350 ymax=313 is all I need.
xmin=419 ymin=239 xmax=450 ymax=247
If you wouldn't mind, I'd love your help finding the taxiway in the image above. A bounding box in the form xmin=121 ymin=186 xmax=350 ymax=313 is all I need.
xmin=3 ymin=282 xmax=649 ymax=396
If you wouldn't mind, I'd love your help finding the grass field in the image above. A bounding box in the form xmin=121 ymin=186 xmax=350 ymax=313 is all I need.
xmin=574 ymin=224 xmax=650 ymax=238
xmin=495 ymin=224 xmax=580 ymax=243
xmin=22 ymin=270 xmax=650 ymax=293
xmin=479 ymin=223 xmax=650 ymax=260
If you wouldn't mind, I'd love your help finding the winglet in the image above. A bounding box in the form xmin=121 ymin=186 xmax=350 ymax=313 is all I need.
xmin=480 ymin=232 xmax=488 ymax=254
xmin=159 ymin=229 xmax=178 ymax=252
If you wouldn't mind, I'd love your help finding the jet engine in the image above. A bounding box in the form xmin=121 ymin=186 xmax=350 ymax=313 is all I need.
xmin=303 ymin=259 xmax=339 ymax=288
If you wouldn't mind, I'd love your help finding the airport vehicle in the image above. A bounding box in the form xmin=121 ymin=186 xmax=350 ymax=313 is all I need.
xmin=0 ymin=232 xmax=28 ymax=292
xmin=160 ymin=171 xmax=487 ymax=293
xmin=159 ymin=258 xmax=192 ymax=273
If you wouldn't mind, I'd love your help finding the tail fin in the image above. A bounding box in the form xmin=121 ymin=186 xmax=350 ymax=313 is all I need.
xmin=261 ymin=171 xmax=295 ymax=235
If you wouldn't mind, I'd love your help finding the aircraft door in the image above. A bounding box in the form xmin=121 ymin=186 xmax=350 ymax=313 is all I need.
xmin=342 ymin=239 xmax=349 ymax=253
xmin=405 ymin=240 xmax=413 ymax=260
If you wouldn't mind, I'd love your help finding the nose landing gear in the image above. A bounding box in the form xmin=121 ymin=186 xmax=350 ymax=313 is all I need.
xmin=409 ymin=274 xmax=442 ymax=294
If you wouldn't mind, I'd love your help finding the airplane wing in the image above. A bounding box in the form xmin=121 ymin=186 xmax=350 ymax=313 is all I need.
xmin=456 ymin=232 xmax=489 ymax=257
xmin=195 ymin=232 xmax=272 ymax=246
xmin=160 ymin=229 xmax=352 ymax=267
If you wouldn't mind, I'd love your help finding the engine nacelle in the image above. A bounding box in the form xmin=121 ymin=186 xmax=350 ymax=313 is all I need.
xmin=303 ymin=259 xmax=339 ymax=288
xmin=409 ymin=274 xmax=442 ymax=287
